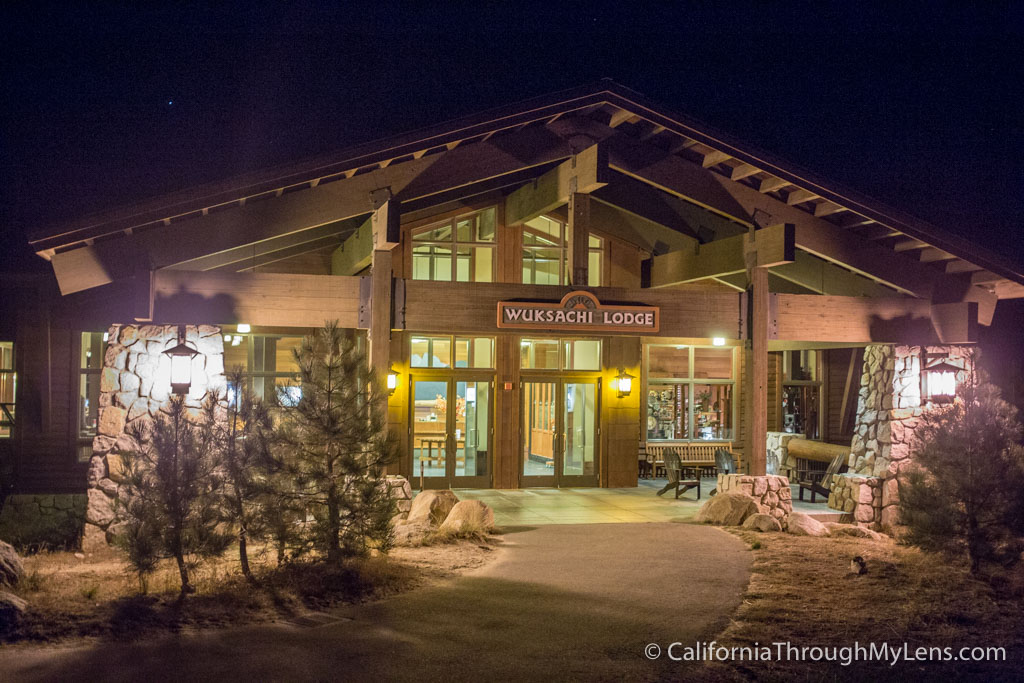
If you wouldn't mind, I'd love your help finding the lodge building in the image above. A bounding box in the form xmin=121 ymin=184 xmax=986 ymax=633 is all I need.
xmin=3 ymin=81 xmax=1023 ymax=538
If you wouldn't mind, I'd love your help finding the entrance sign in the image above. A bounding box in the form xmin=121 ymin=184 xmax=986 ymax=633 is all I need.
xmin=497 ymin=291 xmax=659 ymax=333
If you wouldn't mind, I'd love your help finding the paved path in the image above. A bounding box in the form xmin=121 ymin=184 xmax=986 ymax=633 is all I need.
xmin=2 ymin=523 xmax=750 ymax=682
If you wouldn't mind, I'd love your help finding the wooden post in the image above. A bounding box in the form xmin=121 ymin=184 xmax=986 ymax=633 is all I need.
xmin=568 ymin=192 xmax=590 ymax=286
xmin=748 ymin=264 xmax=769 ymax=476
xmin=368 ymin=248 xmax=392 ymax=376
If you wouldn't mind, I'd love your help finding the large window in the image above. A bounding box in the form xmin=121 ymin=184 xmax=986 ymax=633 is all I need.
xmin=78 ymin=332 xmax=106 ymax=461
xmin=410 ymin=336 xmax=494 ymax=369
xmin=223 ymin=333 xmax=304 ymax=405
xmin=521 ymin=215 xmax=604 ymax=286
xmin=781 ymin=350 xmax=821 ymax=439
xmin=0 ymin=342 xmax=14 ymax=439
xmin=520 ymin=338 xmax=601 ymax=371
xmin=412 ymin=207 xmax=495 ymax=282
xmin=646 ymin=345 xmax=735 ymax=442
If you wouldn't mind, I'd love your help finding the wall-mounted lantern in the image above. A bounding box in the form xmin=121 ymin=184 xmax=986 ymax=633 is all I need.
xmin=386 ymin=364 xmax=400 ymax=395
xmin=922 ymin=357 xmax=960 ymax=404
xmin=163 ymin=326 xmax=200 ymax=395
xmin=614 ymin=369 xmax=635 ymax=398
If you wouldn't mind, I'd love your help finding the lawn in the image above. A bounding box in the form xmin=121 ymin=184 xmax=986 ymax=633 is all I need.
xmin=4 ymin=537 xmax=497 ymax=645
xmin=704 ymin=530 xmax=1024 ymax=681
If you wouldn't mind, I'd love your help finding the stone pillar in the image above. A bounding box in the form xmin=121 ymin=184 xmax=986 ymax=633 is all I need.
xmin=767 ymin=431 xmax=804 ymax=479
xmin=717 ymin=473 xmax=793 ymax=526
xmin=83 ymin=324 xmax=225 ymax=549
xmin=829 ymin=343 xmax=974 ymax=530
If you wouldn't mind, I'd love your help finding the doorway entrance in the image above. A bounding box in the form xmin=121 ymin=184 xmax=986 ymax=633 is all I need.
xmin=521 ymin=378 xmax=600 ymax=487
xmin=411 ymin=376 xmax=492 ymax=488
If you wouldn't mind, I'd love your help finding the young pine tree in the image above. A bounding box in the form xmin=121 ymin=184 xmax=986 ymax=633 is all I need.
xmin=205 ymin=369 xmax=273 ymax=582
xmin=117 ymin=396 xmax=233 ymax=595
xmin=274 ymin=322 xmax=397 ymax=562
xmin=900 ymin=364 xmax=1024 ymax=574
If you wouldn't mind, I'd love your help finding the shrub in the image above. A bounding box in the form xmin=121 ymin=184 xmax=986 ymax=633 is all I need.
xmin=900 ymin=367 xmax=1024 ymax=574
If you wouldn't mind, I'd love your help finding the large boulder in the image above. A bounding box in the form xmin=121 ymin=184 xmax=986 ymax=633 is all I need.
xmin=0 ymin=541 xmax=24 ymax=588
xmin=440 ymin=500 xmax=495 ymax=533
xmin=407 ymin=490 xmax=460 ymax=527
xmin=392 ymin=520 xmax=433 ymax=546
xmin=741 ymin=513 xmax=782 ymax=533
xmin=826 ymin=523 xmax=887 ymax=542
xmin=786 ymin=511 xmax=828 ymax=537
xmin=0 ymin=591 xmax=26 ymax=631
xmin=694 ymin=492 xmax=760 ymax=526
xmin=85 ymin=489 xmax=115 ymax=528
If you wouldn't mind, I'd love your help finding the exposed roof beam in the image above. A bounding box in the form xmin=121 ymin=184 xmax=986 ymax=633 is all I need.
xmin=813 ymin=201 xmax=847 ymax=218
xmin=649 ymin=223 xmax=795 ymax=288
xmin=504 ymin=143 xmax=610 ymax=225
xmin=730 ymin=163 xmax=760 ymax=181
xmin=786 ymin=188 xmax=818 ymax=206
xmin=759 ymin=176 xmax=789 ymax=193
xmin=701 ymin=150 xmax=732 ymax=168
xmin=591 ymin=173 xmax=701 ymax=241
xmin=771 ymin=250 xmax=896 ymax=297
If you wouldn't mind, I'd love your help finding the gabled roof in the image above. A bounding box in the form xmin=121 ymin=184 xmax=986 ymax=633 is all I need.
xmin=29 ymin=79 xmax=1024 ymax=300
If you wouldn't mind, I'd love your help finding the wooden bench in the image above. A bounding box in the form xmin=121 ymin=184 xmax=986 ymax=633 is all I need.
xmin=644 ymin=442 xmax=734 ymax=478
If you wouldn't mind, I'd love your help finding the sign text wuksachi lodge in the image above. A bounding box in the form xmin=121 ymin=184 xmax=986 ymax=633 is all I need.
xmin=497 ymin=291 xmax=660 ymax=333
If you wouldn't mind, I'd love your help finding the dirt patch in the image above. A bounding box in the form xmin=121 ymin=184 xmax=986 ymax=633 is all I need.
xmin=702 ymin=530 xmax=1024 ymax=680
xmin=4 ymin=537 xmax=500 ymax=646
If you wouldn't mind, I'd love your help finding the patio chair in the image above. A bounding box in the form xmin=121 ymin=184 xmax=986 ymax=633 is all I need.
xmin=656 ymin=450 xmax=701 ymax=500
xmin=714 ymin=448 xmax=738 ymax=476
xmin=638 ymin=443 xmax=653 ymax=479
xmin=796 ymin=452 xmax=848 ymax=503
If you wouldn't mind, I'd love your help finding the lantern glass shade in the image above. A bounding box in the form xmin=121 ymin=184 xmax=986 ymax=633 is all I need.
xmin=386 ymin=365 xmax=399 ymax=393
xmin=615 ymin=369 xmax=635 ymax=398
xmin=924 ymin=359 xmax=960 ymax=402
xmin=163 ymin=341 xmax=199 ymax=395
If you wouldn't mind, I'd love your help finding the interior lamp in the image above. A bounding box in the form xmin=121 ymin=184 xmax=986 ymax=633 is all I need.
xmin=712 ymin=337 xmax=726 ymax=347
xmin=614 ymin=369 xmax=635 ymax=398
xmin=923 ymin=358 xmax=960 ymax=403
xmin=163 ymin=326 xmax=200 ymax=395
xmin=236 ymin=323 xmax=251 ymax=333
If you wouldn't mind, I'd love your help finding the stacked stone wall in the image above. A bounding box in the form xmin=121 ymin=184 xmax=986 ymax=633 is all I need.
xmin=717 ymin=474 xmax=793 ymax=526
xmin=83 ymin=324 xmax=225 ymax=549
xmin=830 ymin=343 xmax=973 ymax=530
xmin=767 ymin=431 xmax=804 ymax=479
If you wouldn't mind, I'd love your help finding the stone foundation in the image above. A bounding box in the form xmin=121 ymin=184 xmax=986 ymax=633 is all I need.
xmin=84 ymin=324 xmax=225 ymax=545
xmin=717 ymin=474 xmax=793 ymax=526
xmin=767 ymin=431 xmax=804 ymax=479
xmin=0 ymin=494 xmax=86 ymax=549
xmin=386 ymin=475 xmax=413 ymax=521
xmin=830 ymin=343 xmax=973 ymax=530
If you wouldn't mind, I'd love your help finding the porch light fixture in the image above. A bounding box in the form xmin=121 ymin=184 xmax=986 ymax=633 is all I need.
xmin=163 ymin=326 xmax=200 ymax=395
xmin=614 ymin=369 xmax=635 ymax=398
xmin=712 ymin=337 xmax=726 ymax=347
xmin=923 ymin=358 xmax=960 ymax=404
xmin=386 ymin=364 xmax=399 ymax=395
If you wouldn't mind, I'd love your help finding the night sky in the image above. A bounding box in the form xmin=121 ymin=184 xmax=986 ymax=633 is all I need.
xmin=2 ymin=3 xmax=1022 ymax=274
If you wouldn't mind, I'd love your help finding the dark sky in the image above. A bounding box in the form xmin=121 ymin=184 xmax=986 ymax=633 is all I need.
xmin=2 ymin=3 xmax=1023 ymax=274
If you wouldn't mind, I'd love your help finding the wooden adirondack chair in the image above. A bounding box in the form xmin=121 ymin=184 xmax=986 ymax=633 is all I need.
xmin=656 ymin=450 xmax=701 ymax=500
xmin=714 ymin=448 xmax=738 ymax=476
xmin=796 ymin=452 xmax=848 ymax=503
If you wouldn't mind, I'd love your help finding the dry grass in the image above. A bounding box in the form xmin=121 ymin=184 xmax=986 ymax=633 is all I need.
xmin=419 ymin=520 xmax=495 ymax=546
xmin=703 ymin=530 xmax=1024 ymax=681
xmin=4 ymin=539 xmax=496 ymax=645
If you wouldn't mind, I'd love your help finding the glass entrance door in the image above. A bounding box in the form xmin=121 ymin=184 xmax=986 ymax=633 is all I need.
xmin=411 ymin=377 xmax=491 ymax=489
xmin=521 ymin=378 xmax=600 ymax=487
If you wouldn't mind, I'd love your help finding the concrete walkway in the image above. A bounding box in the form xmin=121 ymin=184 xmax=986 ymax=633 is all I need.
xmin=1 ymin=523 xmax=751 ymax=682
xmin=458 ymin=478 xmax=833 ymax=526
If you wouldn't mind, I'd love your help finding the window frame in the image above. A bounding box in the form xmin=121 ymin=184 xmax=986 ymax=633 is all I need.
xmin=0 ymin=341 xmax=15 ymax=439
xmin=780 ymin=350 xmax=824 ymax=439
xmin=644 ymin=344 xmax=736 ymax=443
xmin=223 ymin=332 xmax=306 ymax=406
xmin=76 ymin=331 xmax=107 ymax=461
xmin=520 ymin=215 xmax=607 ymax=287
xmin=409 ymin=335 xmax=495 ymax=370
xmin=410 ymin=206 xmax=496 ymax=283
xmin=518 ymin=337 xmax=603 ymax=373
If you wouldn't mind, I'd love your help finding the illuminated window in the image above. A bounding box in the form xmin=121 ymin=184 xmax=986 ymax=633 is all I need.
xmin=411 ymin=336 xmax=493 ymax=369
xmin=646 ymin=345 xmax=735 ymax=442
xmin=520 ymin=338 xmax=601 ymax=371
xmin=412 ymin=207 xmax=495 ymax=282
xmin=77 ymin=332 xmax=106 ymax=461
xmin=0 ymin=342 xmax=14 ymax=439
xmin=781 ymin=350 xmax=820 ymax=439
xmin=521 ymin=216 xmax=605 ymax=286
xmin=223 ymin=333 xmax=304 ymax=405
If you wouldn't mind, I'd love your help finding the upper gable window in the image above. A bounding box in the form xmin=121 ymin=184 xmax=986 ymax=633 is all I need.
xmin=412 ymin=207 xmax=495 ymax=282
xmin=521 ymin=216 xmax=604 ymax=287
